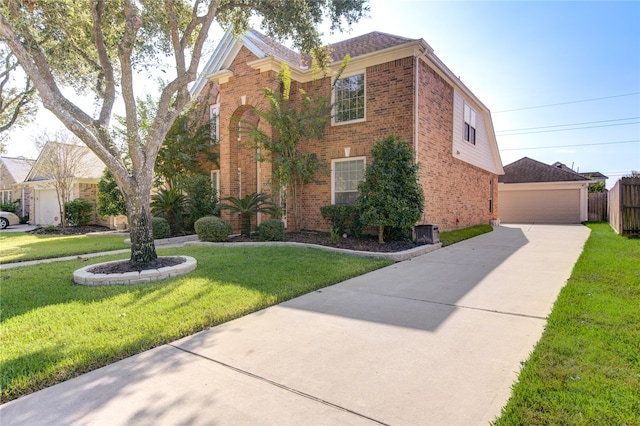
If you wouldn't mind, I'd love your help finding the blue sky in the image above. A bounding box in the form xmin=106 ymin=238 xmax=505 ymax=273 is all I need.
xmin=317 ymin=0 xmax=639 ymax=186
xmin=6 ymin=1 xmax=639 ymax=187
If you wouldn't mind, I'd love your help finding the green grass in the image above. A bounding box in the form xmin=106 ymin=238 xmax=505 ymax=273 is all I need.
xmin=0 ymin=245 xmax=391 ymax=402
xmin=493 ymin=223 xmax=640 ymax=425
xmin=439 ymin=224 xmax=493 ymax=247
xmin=0 ymin=233 xmax=129 ymax=264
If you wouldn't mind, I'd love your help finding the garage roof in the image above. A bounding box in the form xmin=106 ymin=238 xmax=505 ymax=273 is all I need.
xmin=499 ymin=157 xmax=590 ymax=184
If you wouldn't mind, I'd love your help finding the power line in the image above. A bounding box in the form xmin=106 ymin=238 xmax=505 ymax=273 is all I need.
xmin=493 ymin=92 xmax=640 ymax=113
xmin=497 ymin=121 xmax=639 ymax=136
xmin=500 ymin=139 xmax=640 ymax=151
xmin=496 ymin=117 xmax=640 ymax=133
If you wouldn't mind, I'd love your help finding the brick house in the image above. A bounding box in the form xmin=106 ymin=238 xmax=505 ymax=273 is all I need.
xmin=21 ymin=141 xmax=125 ymax=228
xmin=191 ymin=29 xmax=504 ymax=232
xmin=0 ymin=156 xmax=35 ymax=218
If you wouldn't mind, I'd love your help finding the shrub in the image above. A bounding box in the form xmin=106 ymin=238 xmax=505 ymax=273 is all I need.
xmin=64 ymin=198 xmax=93 ymax=226
xmin=180 ymin=173 xmax=219 ymax=232
xmin=151 ymin=217 xmax=171 ymax=239
xmin=151 ymin=187 xmax=186 ymax=236
xmin=195 ymin=215 xmax=232 ymax=242
xmin=356 ymin=135 xmax=424 ymax=243
xmin=320 ymin=204 xmax=362 ymax=237
xmin=258 ymin=219 xmax=284 ymax=241
xmin=0 ymin=201 xmax=19 ymax=214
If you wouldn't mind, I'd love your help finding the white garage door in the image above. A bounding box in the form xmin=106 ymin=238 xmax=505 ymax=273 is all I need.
xmin=499 ymin=189 xmax=581 ymax=224
xmin=36 ymin=189 xmax=61 ymax=226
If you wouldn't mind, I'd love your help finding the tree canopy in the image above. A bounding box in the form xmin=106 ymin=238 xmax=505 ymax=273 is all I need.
xmin=0 ymin=0 xmax=369 ymax=264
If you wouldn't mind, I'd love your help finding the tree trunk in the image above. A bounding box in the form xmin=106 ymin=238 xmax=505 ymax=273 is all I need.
xmin=126 ymin=189 xmax=157 ymax=264
xmin=240 ymin=213 xmax=251 ymax=237
xmin=378 ymin=225 xmax=384 ymax=243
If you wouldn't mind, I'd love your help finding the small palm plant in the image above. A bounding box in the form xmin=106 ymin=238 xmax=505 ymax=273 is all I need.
xmin=219 ymin=192 xmax=276 ymax=237
xmin=151 ymin=187 xmax=186 ymax=236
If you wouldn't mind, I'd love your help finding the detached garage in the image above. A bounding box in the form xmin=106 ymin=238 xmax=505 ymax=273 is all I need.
xmin=498 ymin=157 xmax=592 ymax=224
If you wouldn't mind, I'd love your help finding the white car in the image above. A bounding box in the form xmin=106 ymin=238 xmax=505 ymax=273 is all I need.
xmin=0 ymin=211 xmax=20 ymax=229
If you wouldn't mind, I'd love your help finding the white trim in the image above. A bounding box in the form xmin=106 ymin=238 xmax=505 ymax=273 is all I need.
xmin=331 ymin=156 xmax=366 ymax=205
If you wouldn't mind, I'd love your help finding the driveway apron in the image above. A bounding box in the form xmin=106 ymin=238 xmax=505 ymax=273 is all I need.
xmin=0 ymin=224 xmax=590 ymax=425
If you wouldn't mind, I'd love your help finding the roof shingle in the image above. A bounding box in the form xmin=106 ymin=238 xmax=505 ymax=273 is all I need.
xmin=499 ymin=157 xmax=590 ymax=183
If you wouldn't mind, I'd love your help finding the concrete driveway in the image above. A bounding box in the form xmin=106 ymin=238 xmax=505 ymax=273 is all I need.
xmin=0 ymin=224 xmax=590 ymax=425
xmin=0 ymin=224 xmax=36 ymax=233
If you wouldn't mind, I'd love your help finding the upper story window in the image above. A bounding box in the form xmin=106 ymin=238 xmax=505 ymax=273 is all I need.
xmin=464 ymin=103 xmax=477 ymax=145
xmin=210 ymin=104 xmax=219 ymax=143
xmin=334 ymin=73 xmax=365 ymax=124
xmin=332 ymin=157 xmax=365 ymax=205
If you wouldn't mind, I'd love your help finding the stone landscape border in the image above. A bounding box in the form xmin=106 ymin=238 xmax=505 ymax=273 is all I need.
xmin=185 ymin=241 xmax=442 ymax=262
xmin=73 ymin=256 xmax=197 ymax=286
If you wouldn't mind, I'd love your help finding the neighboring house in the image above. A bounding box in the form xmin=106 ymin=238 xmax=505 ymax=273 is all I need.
xmin=191 ymin=29 xmax=504 ymax=231
xmin=552 ymin=161 xmax=608 ymax=188
xmin=0 ymin=156 xmax=35 ymax=217
xmin=498 ymin=157 xmax=593 ymax=224
xmin=21 ymin=141 xmax=120 ymax=227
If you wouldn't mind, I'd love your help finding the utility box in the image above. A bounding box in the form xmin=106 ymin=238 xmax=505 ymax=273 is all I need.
xmin=415 ymin=224 xmax=440 ymax=245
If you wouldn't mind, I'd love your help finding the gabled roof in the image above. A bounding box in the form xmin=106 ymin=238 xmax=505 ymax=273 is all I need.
xmin=25 ymin=141 xmax=104 ymax=183
xmin=551 ymin=161 xmax=608 ymax=180
xmin=0 ymin=156 xmax=35 ymax=183
xmin=243 ymin=30 xmax=303 ymax=68
xmin=499 ymin=157 xmax=591 ymax=183
xmin=329 ymin=31 xmax=418 ymax=63
xmin=579 ymin=171 xmax=608 ymax=180
xmin=192 ymin=29 xmax=429 ymax=97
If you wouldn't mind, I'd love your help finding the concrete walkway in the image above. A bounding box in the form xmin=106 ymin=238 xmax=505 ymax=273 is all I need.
xmin=0 ymin=224 xmax=590 ymax=425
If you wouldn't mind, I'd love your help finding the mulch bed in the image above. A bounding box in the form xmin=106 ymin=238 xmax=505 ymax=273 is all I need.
xmin=88 ymin=257 xmax=185 ymax=274
xmin=33 ymin=226 xmax=418 ymax=276
xmin=231 ymin=230 xmax=418 ymax=253
xmin=28 ymin=225 xmax=113 ymax=235
xmin=30 ymin=225 xmax=418 ymax=253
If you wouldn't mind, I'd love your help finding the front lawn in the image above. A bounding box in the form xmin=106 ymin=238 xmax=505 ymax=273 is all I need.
xmin=0 ymin=246 xmax=391 ymax=402
xmin=493 ymin=223 xmax=640 ymax=424
xmin=0 ymin=233 xmax=129 ymax=264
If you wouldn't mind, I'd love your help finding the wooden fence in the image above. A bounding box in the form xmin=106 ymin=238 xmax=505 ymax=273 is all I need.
xmin=588 ymin=192 xmax=608 ymax=222
xmin=609 ymin=177 xmax=640 ymax=237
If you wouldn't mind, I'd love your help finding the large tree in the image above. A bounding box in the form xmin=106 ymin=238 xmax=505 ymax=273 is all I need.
xmin=0 ymin=0 xmax=368 ymax=265
xmin=0 ymin=44 xmax=36 ymax=150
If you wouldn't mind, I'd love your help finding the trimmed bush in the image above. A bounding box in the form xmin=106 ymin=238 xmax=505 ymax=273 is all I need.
xmin=195 ymin=215 xmax=232 ymax=242
xmin=64 ymin=198 xmax=93 ymax=226
xmin=320 ymin=204 xmax=362 ymax=237
xmin=258 ymin=219 xmax=285 ymax=241
xmin=151 ymin=217 xmax=171 ymax=240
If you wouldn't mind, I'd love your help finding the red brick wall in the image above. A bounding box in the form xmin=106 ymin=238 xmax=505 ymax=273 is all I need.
xmin=416 ymin=60 xmax=497 ymax=230
xmin=296 ymin=57 xmax=416 ymax=231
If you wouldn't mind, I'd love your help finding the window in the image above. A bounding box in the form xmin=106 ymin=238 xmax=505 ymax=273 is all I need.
xmin=210 ymin=170 xmax=220 ymax=196
xmin=464 ymin=103 xmax=477 ymax=145
xmin=210 ymin=105 xmax=219 ymax=143
xmin=332 ymin=157 xmax=365 ymax=205
xmin=0 ymin=190 xmax=11 ymax=204
xmin=334 ymin=74 xmax=365 ymax=123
